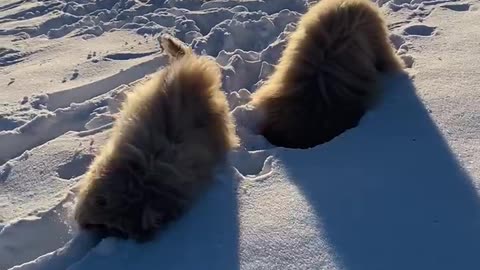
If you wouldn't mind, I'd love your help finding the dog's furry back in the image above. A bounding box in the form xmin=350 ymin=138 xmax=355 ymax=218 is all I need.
xmin=250 ymin=0 xmax=404 ymax=149
xmin=74 ymin=38 xmax=238 ymax=241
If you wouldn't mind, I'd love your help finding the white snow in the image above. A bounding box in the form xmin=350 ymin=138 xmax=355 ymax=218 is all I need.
xmin=1 ymin=0 xmax=480 ymax=269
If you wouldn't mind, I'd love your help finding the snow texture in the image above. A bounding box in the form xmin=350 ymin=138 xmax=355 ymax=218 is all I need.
xmin=1 ymin=0 xmax=480 ymax=269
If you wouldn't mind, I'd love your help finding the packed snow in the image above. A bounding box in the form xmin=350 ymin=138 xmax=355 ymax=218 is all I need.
xmin=1 ymin=0 xmax=480 ymax=269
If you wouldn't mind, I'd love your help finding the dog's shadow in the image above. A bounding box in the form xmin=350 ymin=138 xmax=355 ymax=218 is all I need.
xmin=276 ymin=73 xmax=480 ymax=269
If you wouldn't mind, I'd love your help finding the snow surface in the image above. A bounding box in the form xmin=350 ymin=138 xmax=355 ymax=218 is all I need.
xmin=1 ymin=0 xmax=480 ymax=269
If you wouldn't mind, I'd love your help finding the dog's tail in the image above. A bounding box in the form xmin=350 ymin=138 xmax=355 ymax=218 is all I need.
xmin=156 ymin=35 xmax=240 ymax=150
xmin=285 ymin=0 xmax=404 ymax=73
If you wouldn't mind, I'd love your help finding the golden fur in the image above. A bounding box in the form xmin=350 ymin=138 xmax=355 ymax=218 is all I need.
xmin=74 ymin=35 xmax=239 ymax=242
xmin=249 ymin=0 xmax=404 ymax=149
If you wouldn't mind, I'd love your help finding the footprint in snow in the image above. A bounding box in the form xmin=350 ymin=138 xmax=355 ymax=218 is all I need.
xmin=56 ymin=154 xmax=94 ymax=180
xmin=403 ymin=24 xmax=437 ymax=36
xmin=70 ymin=69 xmax=79 ymax=80
xmin=441 ymin=3 xmax=471 ymax=11
xmin=230 ymin=149 xmax=275 ymax=179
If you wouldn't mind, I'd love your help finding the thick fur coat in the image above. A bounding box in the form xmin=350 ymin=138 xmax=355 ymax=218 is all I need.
xmin=74 ymin=35 xmax=239 ymax=241
xmin=249 ymin=0 xmax=404 ymax=149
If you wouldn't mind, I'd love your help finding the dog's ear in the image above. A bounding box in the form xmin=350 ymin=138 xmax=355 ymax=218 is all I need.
xmin=159 ymin=34 xmax=191 ymax=61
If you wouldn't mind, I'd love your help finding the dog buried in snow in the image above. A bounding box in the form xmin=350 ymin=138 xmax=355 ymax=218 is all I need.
xmin=74 ymin=35 xmax=239 ymax=242
xmin=248 ymin=0 xmax=405 ymax=149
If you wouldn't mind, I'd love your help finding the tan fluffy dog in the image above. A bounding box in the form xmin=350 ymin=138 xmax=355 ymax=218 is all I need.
xmin=74 ymin=35 xmax=239 ymax=242
xmin=249 ymin=0 xmax=404 ymax=149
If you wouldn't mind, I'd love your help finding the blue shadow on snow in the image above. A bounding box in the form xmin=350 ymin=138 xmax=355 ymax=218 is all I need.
xmin=276 ymin=73 xmax=480 ymax=270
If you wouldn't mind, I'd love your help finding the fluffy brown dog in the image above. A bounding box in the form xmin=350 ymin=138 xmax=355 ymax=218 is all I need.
xmin=74 ymin=35 xmax=239 ymax=242
xmin=249 ymin=0 xmax=404 ymax=149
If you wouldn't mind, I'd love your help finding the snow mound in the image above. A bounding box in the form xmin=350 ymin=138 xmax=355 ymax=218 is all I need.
xmin=1 ymin=0 xmax=480 ymax=269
